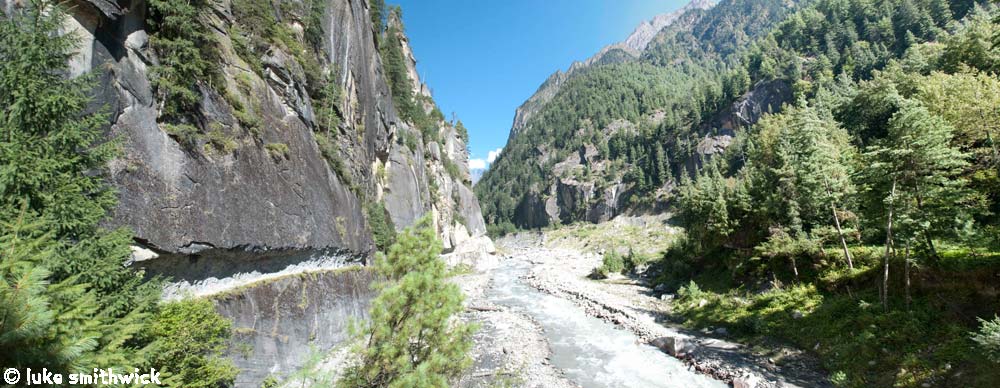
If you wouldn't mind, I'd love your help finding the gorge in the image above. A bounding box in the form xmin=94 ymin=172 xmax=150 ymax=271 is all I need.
xmin=3 ymin=0 xmax=1000 ymax=387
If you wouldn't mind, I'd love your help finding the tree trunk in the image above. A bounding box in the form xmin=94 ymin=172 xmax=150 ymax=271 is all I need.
xmin=913 ymin=191 xmax=939 ymax=263
xmin=904 ymin=241 xmax=912 ymax=312
xmin=791 ymin=255 xmax=799 ymax=281
xmin=824 ymin=178 xmax=854 ymax=270
xmin=882 ymin=178 xmax=897 ymax=311
xmin=831 ymin=204 xmax=854 ymax=270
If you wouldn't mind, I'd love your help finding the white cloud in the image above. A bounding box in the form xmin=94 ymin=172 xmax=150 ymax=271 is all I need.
xmin=468 ymin=158 xmax=487 ymax=170
xmin=487 ymin=148 xmax=503 ymax=164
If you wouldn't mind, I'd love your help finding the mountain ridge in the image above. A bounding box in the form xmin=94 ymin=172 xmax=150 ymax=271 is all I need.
xmin=506 ymin=0 xmax=716 ymax=140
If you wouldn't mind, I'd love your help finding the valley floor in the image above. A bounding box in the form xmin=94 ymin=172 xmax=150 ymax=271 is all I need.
xmin=456 ymin=233 xmax=831 ymax=388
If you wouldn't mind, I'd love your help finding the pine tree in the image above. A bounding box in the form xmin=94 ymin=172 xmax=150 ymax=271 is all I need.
xmin=369 ymin=0 xmax=387 ymax=36
xmin=1 ymin=2 xmax=220 ymax=379
xmin=0 ymin=210 xmax=101 ymax=372
xmin=885 ymin=100 xmax=970 ymax=259
xmin=147 ymin=0 xmax=219 ymax=120
xmin=341 ymin=217 xmax=474 ymax=388
xmin=787 ymin=105 xmax=857 ymax=268
xmin=860 ymin=98 xmax=970 ymax=308
xmin=655 ymin=143 xmax=670 ymax=186
xmin=0 ymin=1 xmax=117 ymax=236
xmin=454 ymin=119 xmax=469 ymax=143
xmin=381 ymin=7 xmax=417 ymax=122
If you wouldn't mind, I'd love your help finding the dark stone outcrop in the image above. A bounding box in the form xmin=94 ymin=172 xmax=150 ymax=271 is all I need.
xmin=705 ymin=79 xmax=792 ymax=135
xmin=81 ymin=0 xmax=125 ymax=19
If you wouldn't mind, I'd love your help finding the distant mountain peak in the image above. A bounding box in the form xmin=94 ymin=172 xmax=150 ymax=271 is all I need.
xmin=620 ymin=0 xmax=716 ymax=54
xmin=507 ymin=0 xmax=716 ymax=139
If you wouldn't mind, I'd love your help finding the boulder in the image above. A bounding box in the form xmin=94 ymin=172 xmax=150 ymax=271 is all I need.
xmin=651 ymin=336 xmax=689 ymax=357
xmin=733 ymin=373 xmax=762 ymax=388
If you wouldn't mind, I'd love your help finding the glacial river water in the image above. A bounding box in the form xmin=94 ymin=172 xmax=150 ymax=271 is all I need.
xmin=486 ymin=260 xmax=727 ymax=388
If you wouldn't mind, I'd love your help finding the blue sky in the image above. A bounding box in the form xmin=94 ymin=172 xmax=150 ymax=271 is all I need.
xmin=393 ymin=0 xmax=688 ymax=170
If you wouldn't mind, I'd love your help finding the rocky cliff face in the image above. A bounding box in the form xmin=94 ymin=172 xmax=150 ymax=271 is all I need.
xmin=46 ymin=0 xmax=488 ymax=283
xmin=32 ymin=0 xmax=490 ymax=385
xmin=508 ymin=79 xmax=791 ymax=229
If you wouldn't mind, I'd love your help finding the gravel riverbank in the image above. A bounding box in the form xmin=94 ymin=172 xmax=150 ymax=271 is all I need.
xmin=454 ymin=256 xmax=577 ymax=388
xmin=507 ymin=244 xmax=831 ymax=388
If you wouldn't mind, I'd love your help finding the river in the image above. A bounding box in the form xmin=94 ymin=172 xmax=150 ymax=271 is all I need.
xmin=486 ymin=259 xmax=726 ymax=388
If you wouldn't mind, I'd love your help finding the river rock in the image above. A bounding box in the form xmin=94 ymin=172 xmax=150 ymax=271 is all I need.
xmin=733 ymin=373 xmax=762 ymax=388
xmin=652 ymin=336 xmax=689 ymax=357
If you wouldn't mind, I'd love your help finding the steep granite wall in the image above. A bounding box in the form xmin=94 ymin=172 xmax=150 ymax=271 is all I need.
xmin=37 ymin=0 xmax=491 ymax=278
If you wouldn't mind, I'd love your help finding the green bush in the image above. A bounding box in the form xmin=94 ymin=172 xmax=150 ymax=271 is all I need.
xmin=339 ymin=217 xmax=475 ymax=387
xmin=147 ymin=0 xmax=220 ymax=120
xmin=677 ymin=280 xmax=704 ymax=301
xmin=163 ymin=123 xmax=200 ymax=148
xmin=149 ymin=299 xmax=238 ymax=388
xmin=444 ymin=158 xmax=464 ymax=182
xmin=591 ymin=248 xmax=652 ymax=279
xmin=365 ymin=201 xmax=397 ymax=252
xmin=398 ymin=127 xmax=420 ymax=151
xmin=591 ymin=251 xmax=626 ymax=279
xmin=623 ymin=247 xmax=650 ymax=272
xmin=487 ymin=221 xmax=518 ymax=238
xmin=265 ymin=143 xmax=290 ymax=160
xmin=205 ymin=128 xmax=238 ymax=155
xmin=972 ymin=315 xmax=1000 ymax=363
xmin=315 ymin=131 xmax=353 ymax=189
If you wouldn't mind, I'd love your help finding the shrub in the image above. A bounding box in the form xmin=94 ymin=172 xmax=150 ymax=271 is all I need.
xmin=591 ymin=251 xmax=626 ymax=279
xmin=205 ymin=128 xmax=238 ymax=155
xmin=972 ymin=315 xmax=1000 ymax=363
xmin=163 ymin=123 xmax=200 ymax=148
xmin=677 ymin=280 xmax=704 ymax=301
xmin=623 ymin=247 xmax=650 ymax=272
xmin=398 ymin=127 xmax=420 ymax=151
xmin=265 ymin=143 xmax=290 ymax=160
xmin=315 ymin=131 xmax=353 ymax=188
xmin=487 ymin=221 xmax=518 ymax=238
xmin=149 ymin=299 xmax=238 ymax=388
xmin=444 ymin=158 xmax=464 ymax=182
xmin=365 ymin=201 xmax=397 ymax=252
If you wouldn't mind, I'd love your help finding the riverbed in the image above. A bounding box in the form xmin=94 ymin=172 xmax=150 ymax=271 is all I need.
xmin=486 ymin=259 xmax=726 ymax=388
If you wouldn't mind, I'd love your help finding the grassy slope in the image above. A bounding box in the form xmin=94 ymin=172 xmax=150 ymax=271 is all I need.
xmin=668 ymin=246 xmax=1000 ymax=387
